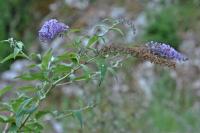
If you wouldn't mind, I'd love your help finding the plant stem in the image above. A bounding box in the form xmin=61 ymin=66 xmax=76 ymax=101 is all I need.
xmin=18 ymin=114 xmax=31 ymax=130
xmin=53 ymin=66 xmax=80 ymax=85
xmin=53 ymin=56 xmax=97 ymax=85
xmin=55 ymin=104 xmax=96 ymax=120
xmin=20 ymin=51 xmax=31 ymax=60
xmin=16 ymin=56 xmax=97 ymax=131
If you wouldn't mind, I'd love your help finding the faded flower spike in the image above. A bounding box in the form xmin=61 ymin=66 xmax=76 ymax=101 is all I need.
xmin=146 ymin=41 xmax=188 ymax=61
xmin=38 ymin=19 xmax=69 ymax=42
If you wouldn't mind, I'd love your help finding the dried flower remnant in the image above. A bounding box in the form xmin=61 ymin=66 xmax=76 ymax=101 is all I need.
xmin=146 ymin=41 xmax=188 ymax=61
xmin=38 ymin=19 xmax=69 ymax=42
xmin=99 ymin=45 xmax=176 ymax=69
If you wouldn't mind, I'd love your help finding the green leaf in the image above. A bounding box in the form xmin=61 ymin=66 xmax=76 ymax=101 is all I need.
xmin=0 ymin=115 xmax=9 ymax=122
xmin=0 ymin=86 xmax=12 ymax=97
xmin=0 ymin=39 xmax=9 ymax=44
xmin=16 ymin=98 xmax=33 ymax=113
xmin=0 ymin=115 xmax=14 ymax=123
xmin=81 ymin=64 xmax=91 ymax=79
xmin=73 ymin=75 xmax=89 ymax=82
xmin=11 ymin=95 xmax=29 ymax=112
xmin=102 ymin=18 xmax=116 ymax=23
xmin=99 ymin=36 xmax=106 ymax=44
xmin=98 ymin=60 xmax=107 ymax=86
xmin=18 ymin=86 xmax=36 ymax=92
xmin=0 ymin=53 xmax=25 ymax=63
xmin=15 ymin=98 xmax=32 ymax=127
xmin=16 ymin=41 xmax=24 ymax=49
xmin=87 ymin=35 xmax=99 ymax=47
xmin=110 ymin=27 xmax=124 ymax=36
xmin=52 ymin=64 xmax=72 ymax=74
xmin=41 ymin=49 xmax=53 ymax=70
xmin=73 ymin=110 xmax=83 ymax=128
xmin=0 ymin=102 xmax=13 ymax=112
xmin=35 ymin=110 xmax=50 ymax=120
xmin=16 ymin=72 xmax=48 ymax=81
xmin=73 ymin=64 xmax=91 ymax=81
xmin=94 ymin=24 xmax=108 ymax=32
xmin=24 ymin=122 xmax=43 ymax=132
xmin=0 ymin=53 xmax=14 ymax=63
xmin=27 ymin=63 xmax=37 ymax=69
xmin=57 ymin=52 xmax=69 ymax=62
xmin=69 ymin=52 xmax=80 ymax=64
xmin=8 ymin=123 xmax=18 ymax=133
xmin=16 ymin=98 xmax=38 ymax=127
xmin=69 ymin=28 xmax=81 ymax=33
xmin=14 ymin=47 xmax=20 ymax=59
xmin=108 ymin=67 xmax=118 ymax=81
xmin=57 ymin=52 xmax=80 ymax=64
xmin=16 ymin=98 xmax=39 ymax=116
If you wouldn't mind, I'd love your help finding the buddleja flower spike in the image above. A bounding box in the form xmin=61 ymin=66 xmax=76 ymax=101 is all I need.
xmin=38 ymin=19 xmax=69 ymax=42
xmin=146 ymin=41 xmax=188 ymax=62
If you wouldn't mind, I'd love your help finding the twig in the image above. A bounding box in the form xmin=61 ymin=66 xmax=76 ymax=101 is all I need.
xmin=55 ymin=104 xmax=96 ymax=120
xmin=18 ymin=114 xmax=32 ymax=130
xmin=53 ymin=56 xmax=97 ymax=86
xmin=16 ymin=56 xmax=97 ymax=131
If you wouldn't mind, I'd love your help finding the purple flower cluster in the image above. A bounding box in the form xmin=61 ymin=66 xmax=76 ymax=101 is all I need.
xmin=146 ymin=41 xmax=188 ymax=61
xmin=38 ymin=19 xmax=69 ymax=42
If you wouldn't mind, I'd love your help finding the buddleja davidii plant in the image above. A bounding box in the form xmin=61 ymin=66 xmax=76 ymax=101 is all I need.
xmin=0 ymin=19 xmax=124 ymax=133
xmin=0 ymin=18 xmax=188 ymax=132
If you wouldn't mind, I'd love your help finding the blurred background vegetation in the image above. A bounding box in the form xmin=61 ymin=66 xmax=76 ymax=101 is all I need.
xmin=1 ymin=0 xmax=200 ymax=133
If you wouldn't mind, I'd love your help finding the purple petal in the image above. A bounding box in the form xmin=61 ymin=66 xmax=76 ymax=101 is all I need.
xmin=146 ymin=41 xmax=188 ymax=61
xmin=38 ymin=19 xmax=69 ymax=42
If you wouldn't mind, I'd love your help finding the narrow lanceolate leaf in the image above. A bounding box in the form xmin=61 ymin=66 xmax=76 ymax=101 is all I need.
xmin=17 ymin=86 xmax=36 ymax=92
xmin=98 ymin=60 xmax=107 ymax=86
xmin=57 ymin=52 xmax=69 ymax=62
xmin=0 ymin=115 xmax=9 ymax=122
xmin=52 ymin=64 xmax=72 ymax=74
xmin=16 ymin=41 xmax=24 ymax=49
xmin=0 ymin=86 xmax=12 ymax=97
xmin=0 ymin=53 xmax=25 ymax=63
xmin=99 ymin=36 xmax=106 ymax=44
xmin=87 ymin=35 xmax=99 ymax=48
xmin=73 ymin=64 xmax=92 ymax=81
xmin=73 ymin=110 xmax=83 ymax=128
xmin=24 ymin=122 xmax=43 ymax=132
xmin=15 ymin=98 xmax=32 ymax=127
xmin=110 ymin=27 xmax=124 ymax=36
xmin=41 ymin=49 xmax=53 ymax=70
xmin=0 ymin=102 xmax=13 ymax=112
xmin=14 ymin=47 xmax=21 ymax=59
xmin=16 ymin=72 xmax=48 ymax=81
xmin=35 ymin=110 xmax=50 ymax=120
xmin=8 ymin=123 xmax=18 ymax=133
xmin=81 ymin=64 xmax=91 ymax=79
xmin=0 ymin=115 xmax=14 ymax=123
xmin=0 ymin=53 xmax=14 ymax=63
xmin=69 ymin=52 xmax=80 ymax=64
xmin=16 ymin=98 xmax=38 ymax=127
xmin=69 ymin=28 xmax=81 ymax=33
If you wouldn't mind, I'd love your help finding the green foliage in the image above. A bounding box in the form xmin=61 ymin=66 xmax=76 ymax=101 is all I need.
xmin=0 ymin=20 xmax=124 ymax=132
xmin=0 ymin=86 xmax=12 ymax=98
xmin=0 ymin=0 xmax=33 ymax=72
